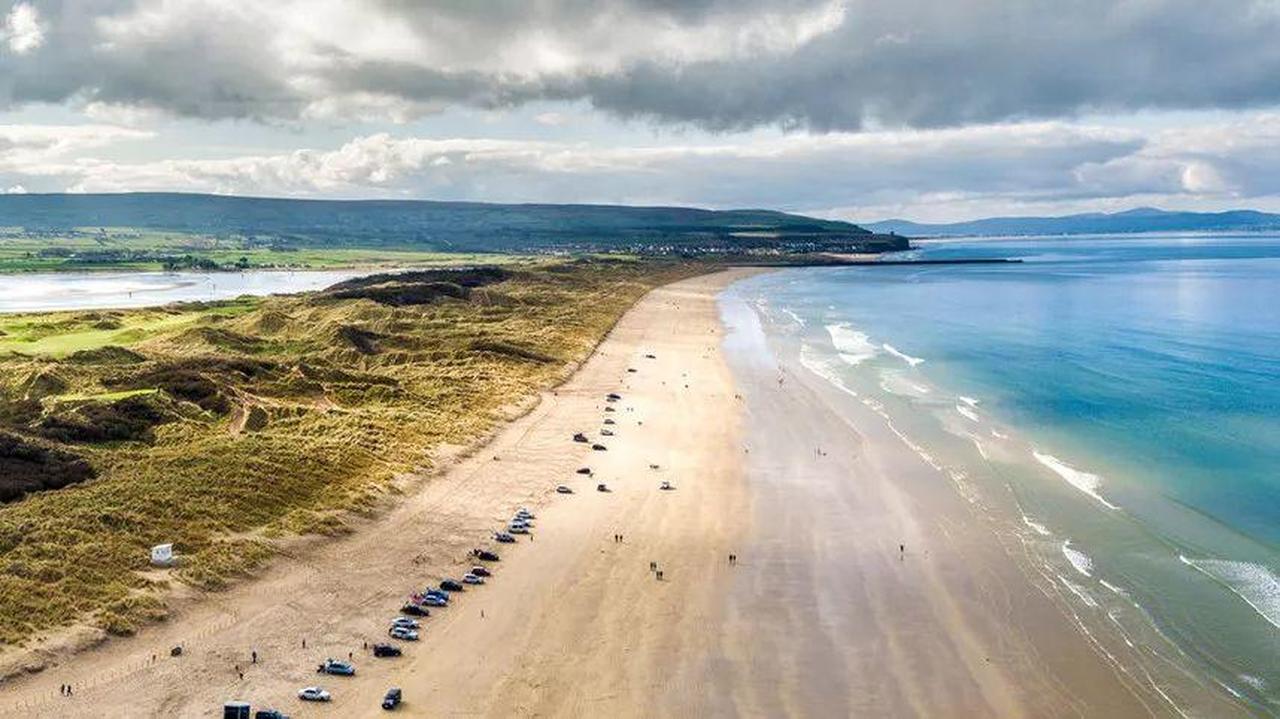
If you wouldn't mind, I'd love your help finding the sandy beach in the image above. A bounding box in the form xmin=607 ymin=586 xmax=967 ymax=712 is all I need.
xmin=0 ymin=269 xmax=1157 ymax=718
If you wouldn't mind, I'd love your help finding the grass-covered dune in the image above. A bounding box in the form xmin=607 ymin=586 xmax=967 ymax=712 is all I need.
xmin=0 ymin=258 xmax=700 ymax=645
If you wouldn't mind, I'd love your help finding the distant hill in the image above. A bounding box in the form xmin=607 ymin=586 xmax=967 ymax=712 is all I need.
xmin=864 ymin=207 xmax=1280 ymax=237
xmin=0 ymin=192 xmax=899 ymax=253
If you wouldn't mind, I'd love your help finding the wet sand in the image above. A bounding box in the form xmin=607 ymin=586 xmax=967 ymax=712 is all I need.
xmin=0 ymin=269 xmax=1152 ymax=717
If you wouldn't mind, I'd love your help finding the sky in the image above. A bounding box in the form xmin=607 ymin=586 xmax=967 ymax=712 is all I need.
xmin=3 ymin=0 xmax=1280 ymax=223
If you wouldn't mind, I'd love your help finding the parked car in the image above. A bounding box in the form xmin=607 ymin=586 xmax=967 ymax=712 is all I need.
xmin=440 ymin=579 xmax=464 ymax=592
xmin=391 ymin=617 xmax=419 ymax=629
xmin=298 ymin=687 xmax=331 ymax=702
xmin=463 ymin=573 xmax=485 ymax=585
xmin=592 ymin=443 xmax=607 ymax=451
xmin=420 ymin=594 xmax=448 ymax=607
xmin=372 ymin=643 xmax=402 ymax=658
xmin=572 ymin=432 xmax=589 ymax=443
xmin=575 ymin=467 xmax=592 ymax=475
xmin=660 ymin=481 xmax=674 ymax=491
xmin=254 ymin=710 xmax=289 ymax=719
xmin=476 ymin=549 xmax=500 ymax=561
xmin=508 ymin=524 xmax=530 ymax=534
xmin=601 ymin=429 xmax=615 ymax=436
xmin=471 ymin=565 xmax=491 ymax=577
xmin=495 ymin=532 xmax=516 ymax=543
xmin=388 ymin=626 xmax=419 ymax=641
xmin=604 ymin=406 xmax=616 ymax=413
xmin=607 ymin=393 xmax=622 ymax=401
xmin=603 ymin=418 xmax=616 ymax=425
xmin=400 ymin=603 xmax=430 ymax=617
xmin=317 ymin=658 xmax=355 ymax=676
xmin=556 ymin=485 xmax=574 ymax=494
xmin=382 ymin=687 xmax=403 ymax=710
xmin=516 ymin=507 xmax=535 ymax=518
xmin=597 ymin=483 xmax=610 ymax=492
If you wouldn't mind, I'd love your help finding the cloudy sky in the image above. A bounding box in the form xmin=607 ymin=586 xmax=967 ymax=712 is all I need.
xmin=3 ymin=0 xmax=1280 ymax=222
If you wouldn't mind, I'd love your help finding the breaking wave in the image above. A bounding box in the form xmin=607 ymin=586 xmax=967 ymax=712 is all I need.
xmin=882 ymin=343 xmax=925 ymax=366
xmin=825 ymin=323 xmax=878 ymax=365
xmin=1033 ymin=451 xmax=1119 ymax=510
xmin=1179 ymin=556 xmax=1280 ymax=630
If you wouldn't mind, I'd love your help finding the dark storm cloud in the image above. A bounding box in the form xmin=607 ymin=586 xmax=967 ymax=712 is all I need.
xmin=4 ymin=0 xmax=1280 ymax=128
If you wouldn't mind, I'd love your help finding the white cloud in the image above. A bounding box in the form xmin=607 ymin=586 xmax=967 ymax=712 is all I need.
xmin=3 ymin=2 xmax=43 ymax=54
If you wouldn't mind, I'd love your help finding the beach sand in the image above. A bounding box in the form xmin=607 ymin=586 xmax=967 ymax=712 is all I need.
xmin=0 ymin=269 xmax=1152 ymax=717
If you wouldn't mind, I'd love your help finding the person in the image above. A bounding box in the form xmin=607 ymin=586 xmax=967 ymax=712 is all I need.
xmin=238 ymin=671 xmax=244 ymax=681
xmin=656 ymin=570 xmax=664 ymax=581
xmin=59 ymin=684 xmax=65 ymax=696
xmin=302 ymin=638 xmax=307 ymax=649
xmin=650 ymin=561 xmax=657 ymax=571
xmin=251 ymin=649 xmax=257 ymax=664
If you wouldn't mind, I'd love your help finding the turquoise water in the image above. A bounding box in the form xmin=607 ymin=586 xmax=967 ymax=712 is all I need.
xmin=735 ymin=235 xmax=1280 ymax=715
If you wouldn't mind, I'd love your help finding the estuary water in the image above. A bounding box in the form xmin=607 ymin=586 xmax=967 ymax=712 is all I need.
xmin=733 ymin=234 xmax=1280 ymax=716
xmin=0 ymin=268 xmax=385 ymax=313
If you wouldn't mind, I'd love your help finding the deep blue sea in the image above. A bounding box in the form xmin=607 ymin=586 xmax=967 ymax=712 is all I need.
xmin=734 ymin=234 xmax=1280 ymax=715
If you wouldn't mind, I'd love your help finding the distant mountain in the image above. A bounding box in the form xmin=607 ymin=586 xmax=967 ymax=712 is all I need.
xmin=0 ymin=192 xmax=898 ymax=253
xmin=864 ymin=207 xmax=1280 ymax=237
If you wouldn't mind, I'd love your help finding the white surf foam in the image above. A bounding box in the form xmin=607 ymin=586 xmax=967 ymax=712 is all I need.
xmin=1179 ymin=555 xmax=1280 ymax=630
xmin=958 ymin=395 xmax=980 ymax=407
xmin=824 ymin=323 xmax=878 ymax=365
xmin=781 ymin=308 xmax=806 ymax=327
xmin=1099 ymin=579 xmax=1127 ymax=597
xmin=799 ymin=344 xmax=859 ymax=398
xmin=1021 ymin=514 xmax=1051 ymax=536
xmin=955 ymin=403 xmax=980 ymax=422
xmin=1062 ymin=540 xmax=1094 ymax=577
xmin=1032 ymin=451 xmax=1119 ymax=510
xmin=990 ymin=428 xmax=1008 ymax=439
xmin=1058 ymin=574 xmax=1100 ymax=608
xmin=882 ymin=343 xmax=925 ymax=366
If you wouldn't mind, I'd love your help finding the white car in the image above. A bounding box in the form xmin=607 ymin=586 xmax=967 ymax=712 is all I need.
xmin=462 ymin=573 xmax=485 ymax=585
xmin=391 ymin=617 xmax=419 ymax=629
xmin=389 ymin=626 xmax=419 ymax=641
xmin=298 ymin=687 xmax=331 ymax=702
xmin=508 ymin=524 xmax=530 ymax=534
xmin=516 ymin=508 xmax=535 ymax=519
xmin=556 ymin=485 xmax=574 ymax=494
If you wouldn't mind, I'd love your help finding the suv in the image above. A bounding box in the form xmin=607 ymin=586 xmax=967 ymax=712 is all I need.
xmin=372 ymin=643 xmax=402 ymax=658
xmin=255 ymin=710 xmax=289 ymax=719
xmin=317 ymin=658 xmax=355 ymax=676
xmin=382 ymin=687 xmax=403 ymax=710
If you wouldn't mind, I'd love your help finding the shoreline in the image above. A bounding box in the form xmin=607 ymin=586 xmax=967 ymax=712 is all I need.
xmin=714 ymin=287 xmax=1160 ymax=717
xmin=0 ymin=266 xmax=1184 ymax=717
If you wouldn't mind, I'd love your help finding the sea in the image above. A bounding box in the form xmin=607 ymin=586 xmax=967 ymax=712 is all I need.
xmin=0 ymin=268 xmax=386 ymax=313
xmin=730 ymin=234 xmax=1280 ymax=716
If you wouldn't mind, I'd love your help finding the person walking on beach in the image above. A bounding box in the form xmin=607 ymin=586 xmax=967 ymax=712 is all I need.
xmin=251 ymin=649 xmax=257 ymax=664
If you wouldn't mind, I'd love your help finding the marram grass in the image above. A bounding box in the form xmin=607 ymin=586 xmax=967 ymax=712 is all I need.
xmin=0 ymin=259 xmax=701 ymax=645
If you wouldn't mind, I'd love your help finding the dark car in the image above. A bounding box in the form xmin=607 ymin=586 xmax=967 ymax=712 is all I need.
xmin=440 ymin=579 xmax=464 ymax=592
xmin=382 ymin=687 xmax=403 ymax=710
xmin=576 ymin=467 xmax=592 ymax=475
xmin=591 ymin=443 xmax=607 ymax=451
xmin=495 ymin=532 xmax=516 ymax=543
xmin=372 ymin=643 xmax=402 ymax=658
xmin=254 ymin=710 xmax=289 ymax=719
xmin=475 ymin=549 xmax=500 ymax=561
xmin=400 ymin=603 xmax=430 ymax=617
xmin=572 ymin=432 xmax=589 ymax=443
xmin=606 ymin=393 xmax=622 ymax=401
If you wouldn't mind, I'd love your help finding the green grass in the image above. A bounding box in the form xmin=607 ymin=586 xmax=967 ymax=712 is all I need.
xmin=0 ymin=258 xmax=706 ymax=644
xmin=0 ymin=228 xmax=530 ymax=274
xmin=0 ymin=301 xmax=260 ymax=356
